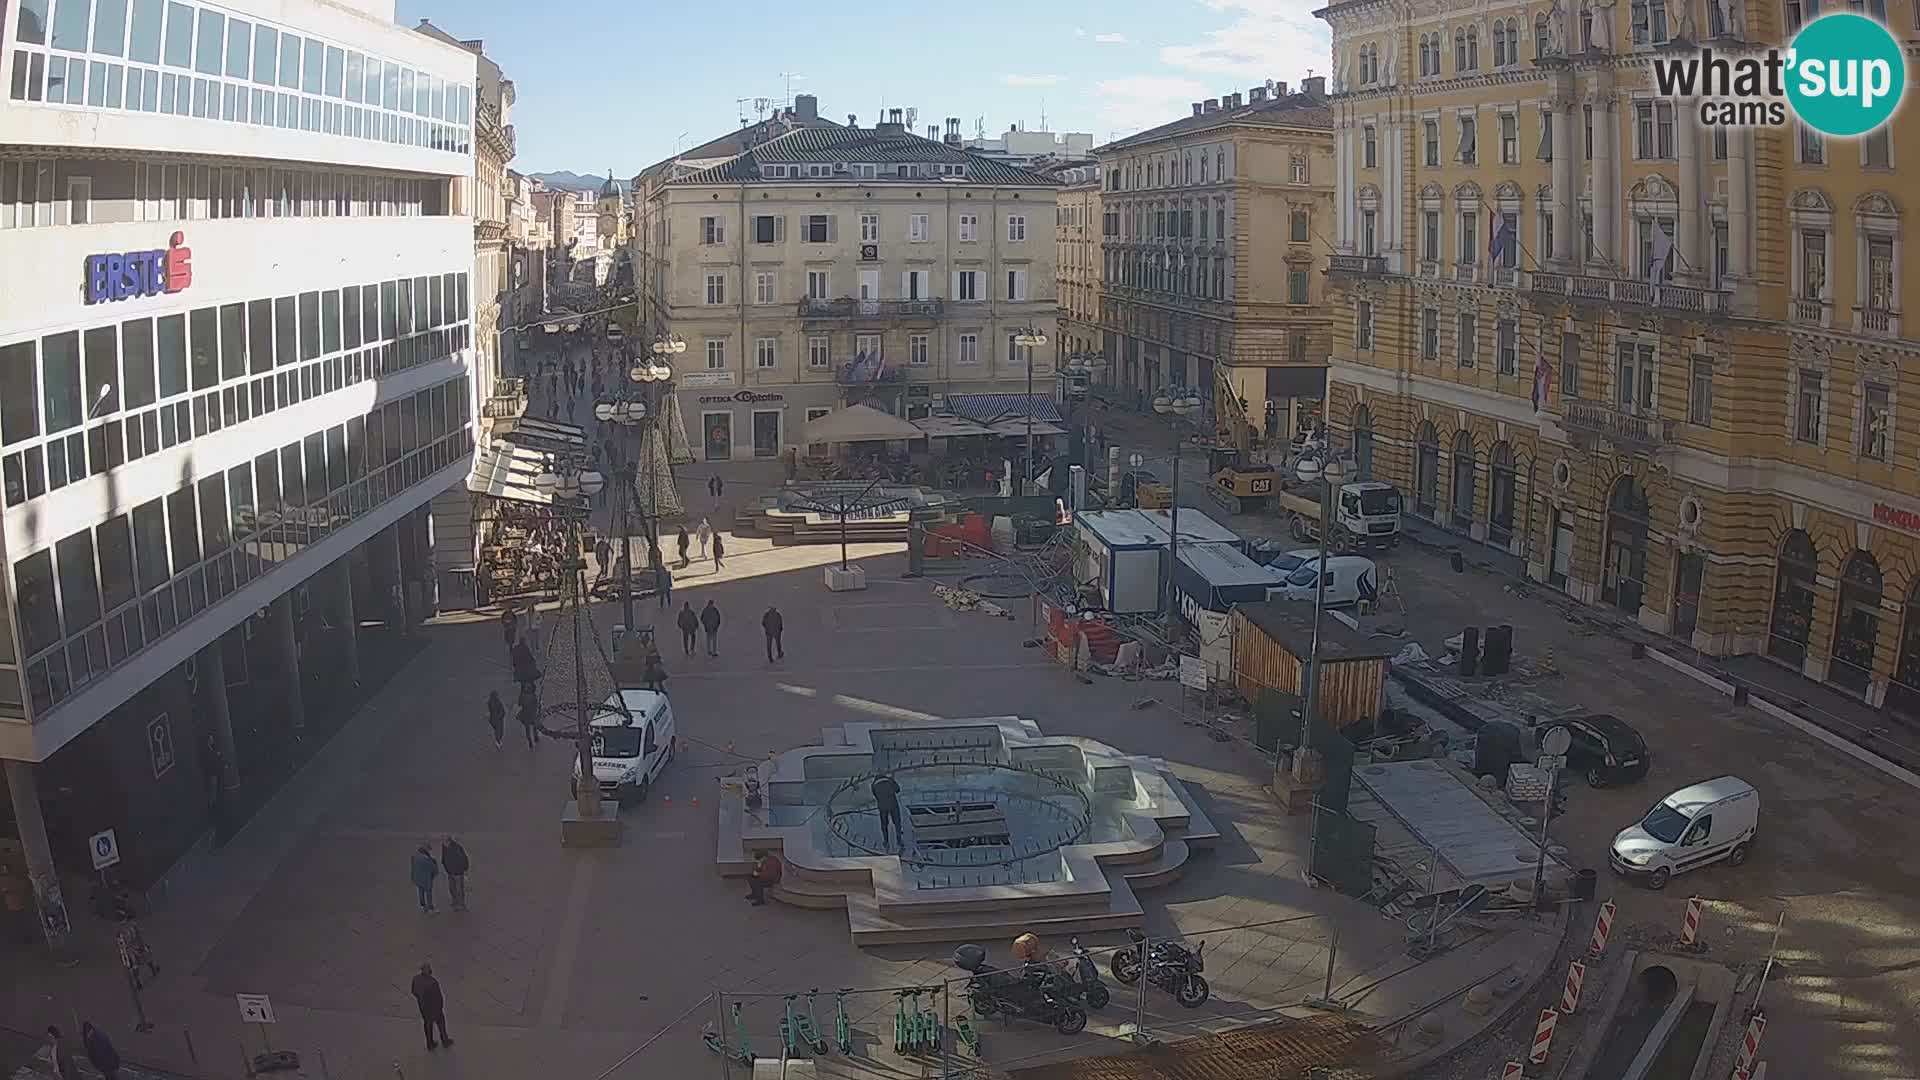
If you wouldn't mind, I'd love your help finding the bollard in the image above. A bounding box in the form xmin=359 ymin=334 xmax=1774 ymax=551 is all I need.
xmin=1589 ymin=900 xmax=1617 ymax=958
xmin=1560 ymin=961 xmax=1586 ymax=1014
xmin=1525 ymin=1008 xmax=1557 ymax=1076
xmin=1731 ymin=1013 xmax=1767 ymax=1079
xmin=1680 ymin=896 xmax=1705 ymax=947
xmin=1502 ymin=1063 xmax=1525 ymax=1080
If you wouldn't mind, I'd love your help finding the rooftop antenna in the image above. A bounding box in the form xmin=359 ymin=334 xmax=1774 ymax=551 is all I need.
xmin=1040 ymin=100 xmax=1047 ymax=131
xmin=975 ymin=116 xmax=985 ymax=140
xmin=779 ymin=71 xmax=802 ymax=106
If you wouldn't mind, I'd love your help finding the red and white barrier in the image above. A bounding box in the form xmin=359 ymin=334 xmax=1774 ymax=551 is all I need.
xmin=1501 ymin=1062 xmax=1525 ymax=1080
xmin=1530 ymin=1008 xmax=1558 ymax=1067
xmin=1680 ymin=896 xmax=1705 ymax=946
xmin=1589 ymin=899 xmax=1617 ymax=957
xmin=1561 ymin=961 xmax=1587 ymax=1014
xmin=1731 ymin=1013 xmax=1767 ymax=1079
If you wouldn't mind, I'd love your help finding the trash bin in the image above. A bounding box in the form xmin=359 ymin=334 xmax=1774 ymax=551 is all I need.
xmin=1574 ymin=868 xmax=1598 ymax=901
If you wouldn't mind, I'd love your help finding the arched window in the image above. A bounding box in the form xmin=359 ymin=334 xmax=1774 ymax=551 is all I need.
xmin=1351 ymin=404 xmax=1375 ymax=479
xmin=1450 ymin=429 xmax=1477 ymax=529
xmin=1455 ymin=28 xmax=1468 ymax=70
xmin=1535 ymin=12 xmax=1550 ymax=56
xmin=1603 ymin=475 xmax=1651 ymax=613
xmin=1770 ymin=530 xmax=1818 ymax=664
xmin=1489 ymin=442 xmax=1517 ymax=543
xmin=1466 ymin=26 xmax=1480 ymax=69
xmin=1493 ymin=21 xmax=1508 ymax=65
xmin=1415 ymin=421 xmax=1440 ymax=518
xmin=1831 ymin=551 xmax=1884 ymax=695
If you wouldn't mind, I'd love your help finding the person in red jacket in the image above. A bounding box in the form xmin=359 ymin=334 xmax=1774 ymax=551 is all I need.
xmin=746 ymin=850 xmax=783 ymax=906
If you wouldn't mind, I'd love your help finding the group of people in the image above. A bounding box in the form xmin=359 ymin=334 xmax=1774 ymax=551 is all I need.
xmin=671 ymin=600 xmax=787 ymax=662
xmin=41 ymin=1023 xmax=122 ymax=1079
xmin=408 ymin=837 xmax=472 ymax=914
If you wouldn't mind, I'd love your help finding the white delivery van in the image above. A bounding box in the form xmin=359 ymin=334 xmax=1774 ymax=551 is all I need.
xmin=571 ymin=689 xmax=677 ymax=807
xmin=1609 ymin=775 xmax=1758 ymax=889
xmin=1267 ymin=556 xmax=1379 ymax=608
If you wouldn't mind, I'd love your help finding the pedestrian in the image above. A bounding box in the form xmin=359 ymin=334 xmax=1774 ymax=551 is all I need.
xmin=677 ymin=602 xmax=700 ymax=657
xmin=696 ymin=517 xmax=712 ymax=559
xmin=745 ymin=850 xmax=783 ymax=906
xmin=114 ymin=919 xmax=159 ymax=986
xmin=594 ymin=537 xmax=611 ymax=580
xmin=657 ymin=564 xmax=672 ymax=609
xmin=676 ymin=524 xmax=691 ymax=569
xmin=711 ymin=532 xmax=725 ymax=571
xmin=642 ymin=648 xmax=668 ymax=693
xmin=700 ymin=599 xmax=722 ymax=657
xmin=410 ymin=962 xmax=453 ymax=1050
xmin=872 ymin=773 xmax=903 ymax=848
xmin=80 ymin=1022 xmax=120 ymax=1080
xmin=411 ymin=843 xmax=438 ymax=913
xmin=440 ymin=837 xmax=470 ymax=912
xmin=762 ymin=604 xmax=785 ymax=663
xmin=500 ymin=605 xmax=520 ymax=657
xmin=517 ymin=684 xmax=539 ymax=749
xmin=43 ymin=1026 xmax=79 ymax=1080
xmin=511 ymin=637 xmax=540 ymax=692
xmin=486 ymin=691 xmax=506 ymax=749
xmin=709 ymin=474 xmax=725 ymax=498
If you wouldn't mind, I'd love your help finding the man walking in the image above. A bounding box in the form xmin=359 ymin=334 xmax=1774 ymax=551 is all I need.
xmin=711 ymin=532 xmax=726 ymax=571
xmin=80 ymin=1022 xmax=120 ymax=1080
xmin=871 ymin=773 xmax=903 ymax=849
xmin=440 ymin=837 xmax=470 ymax=912
xmin=410 ymin=962 xmax=453 ymax=1049
xmin=500 ymin=605 xmax=519 ymax=659
xmin=677 ymin=524 xmax=692 ymax=569
xmin=517 ymin=684 xmax=540 ymax=749
xmin=656 ymin=565 xmax=673 ymax=609
xmin=677 ymin=602 xmax=700 ymax=657
xmin=762 ymin=604 xmax=785 ymax=663
xmin=700 ymin=600 xmax=723 ymax=656
xmin=411 ymin=844 xmax=439 ymax=913
xmin=485 ymin=691 xmax=505 ymax=749
xmin=708 ymin=474 xmax=725 ymax=499
xmin=594 ymin=537 xmax=611 ymax=582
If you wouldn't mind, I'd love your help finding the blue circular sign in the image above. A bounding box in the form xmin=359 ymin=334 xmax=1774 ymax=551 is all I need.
xmin=1786 ymin=13 xmax=1905 ymax=137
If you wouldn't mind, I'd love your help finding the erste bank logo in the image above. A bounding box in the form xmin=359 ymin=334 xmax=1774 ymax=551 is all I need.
xmin=1651 ymin=12 xmax=1905 ymax=137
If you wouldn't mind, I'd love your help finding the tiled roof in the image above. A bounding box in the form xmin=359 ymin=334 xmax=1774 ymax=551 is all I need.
xmin=943 ymin=393 xmax=1064 ymax=424
xmin=668 ymin=127 xmax=1060 ymax=187
xmin=1097 ymin=95 xmax=1333 ymax=154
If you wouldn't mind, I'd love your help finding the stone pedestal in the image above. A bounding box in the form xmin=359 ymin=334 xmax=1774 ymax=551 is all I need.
xmin=824 ymin=565 xmax=867 ymax=592
xmin=560 ymin=801 xmax=622 ymax=848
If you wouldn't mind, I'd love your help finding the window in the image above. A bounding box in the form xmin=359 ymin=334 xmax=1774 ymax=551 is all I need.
xmin=902 ymin=269 xmax=930 ymax=300
xmin=1363 ymin=124 xmax=1377 ymax=168
xmin=1289 ymin=156 xmax=1308 ymax=184
xmin=1497 ymin=319 xmax=1518 ymax=374
xmin=1616 ymin=341 xmax=1657 ymax=414
xmin=752 ymin=214 xmax=783 ymax=243
xmin=1800 ymin=229 xmax=1827 ymax=302
xmin=1422 ymin=209 xmax=1440 ymax=260
xmin=1689 ymin=357 xmax=1714 ymax=424
xmin=1421 ymin=308 xmax=1439 ymax=360
xmin=1290 ymin=209 xmax=1308 ymax=242
xmin=1006 ymin=335 xmax=1031 ymax=366
xmin=1561 ymin=332 xmax=1581 ymax=397
xmin=704 ymin=272 xmax=726 ymax=305
xmin=1288 ymin=269 xmax=1309 ymax=303
xmin=804 ymin=214 xmax=832 ymax=243
xmin=1635 ymin=101 xmax=1676 ymax=158
xmin=1536 ymin=12 xmax=1551 ymax=55
xmin=1459 ymin=211 xmax=1479 ymax=265
xmin=1864 ymin=129 xmax=1891 ymax=168
xmin=806 ymin=270 xmax=830 ymax=299
xmin=1456 ymin=312 xmax=1478 ymax=367
xmin=1542 ymin=209 xmax=1556 ymax=262
xmin=1007 ymin=215 xmax=1027 ymax=242
xmin=1796 ymin=368 xmax=1824 ymax=443
xmin=1455 ymin=27 xmax=1469 ymax=70
xmin=1355 ymin=300 xmax=1374 ymax=350
xmin=1006 ymin=268 xmax=1028 ymax=301
xmin=1500 ymin=113 xmax=1518 ymax=164
xmin=956 ymin=270 xmax=982 ymax=301
xmin=1798 ymin=122 xmax=1824 ymax=164
xmin=1458 ymin=115 xmax=1477 ymax=163
xmin=1861 ymin=382 xmax=1890 ymax=460
xmin=957 ymin=333 xmax=980 ymax=364
xmin=958 ymin=214 xmax=977 ymax=241
xmin=755 ymin=271 xmax=776 ymax=305
xmin=1496 ymin=212 xmax=1518 ymax=268
xmin=700 ymin=215 xmax=724 ymax=245
xmin=1631 ymin=0 xmax=1669 ymax=44
xmin=1712 ymin=221 xmax=1729 ymax=287
xmin=859 ymin=212 xmax=879 ymax=242
xmin=755 ymin=337 xmax=777 ymax=369
xmin=910 ymin=213 xmax=929 ymax=242
xmin=1866 ymin=235 xmax=1895 ymax=315
xmin=1539 ymin=109 xmax=1555 ymax=162
xmin=808 ymin=336 xmax=830 ymax=368
xmin=1288 ymin=332 xmax=1309 ymax=364
xmin=1361 ymin=209 xmax=1378 ymax=255
xmin=66 ymin=176 xmax=91 ymax=225
xmin=910 ymin=334 xmax=929 ymax=366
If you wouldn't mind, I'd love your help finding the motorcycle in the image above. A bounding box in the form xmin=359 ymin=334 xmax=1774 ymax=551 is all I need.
xmin=952 ymin=945 xmax=1088 ymax=1035
xmin=1058 ymin=937 xmax=1110 ymax=1010
xmin=1108 ymin=929 xmax=1209 ymax=1008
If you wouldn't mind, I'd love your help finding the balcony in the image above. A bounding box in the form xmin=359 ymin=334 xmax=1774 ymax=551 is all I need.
xmin=1855 ymin=305 xmax=1901 ymax=337
xmin=1528 ymin=272 xmax=1729 ymax=315
xmin=1327 ymin=253 xmax=1387 ymax=276
xmin=1790 ymin=297 xmax=1828 ymax=325
xmin=835 ymin=360 xmax=909 ymax=386
xmin=1562 ymin=398 xmax=1674 ymax=454
xmin=798 ymin=298 xmax=945 ymax=320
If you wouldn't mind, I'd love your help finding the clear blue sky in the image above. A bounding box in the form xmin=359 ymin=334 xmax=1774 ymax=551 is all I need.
xmin=395 ymin=0 xmax=1332 ymax=178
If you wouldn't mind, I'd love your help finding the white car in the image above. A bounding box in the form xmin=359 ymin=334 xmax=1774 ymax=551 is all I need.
xmin=571 ymin=689 xmax=676 ymax=807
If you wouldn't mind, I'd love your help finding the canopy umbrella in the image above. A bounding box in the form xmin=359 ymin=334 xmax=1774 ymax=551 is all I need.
xmin=799 ymin=404 xmax=923 ymax=444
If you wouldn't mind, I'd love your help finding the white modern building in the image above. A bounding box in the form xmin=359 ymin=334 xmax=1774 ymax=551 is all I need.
xmin=0 ymin=0 xmax=477 ymax=946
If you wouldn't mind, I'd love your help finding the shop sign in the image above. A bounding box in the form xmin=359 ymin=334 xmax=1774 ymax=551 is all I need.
xmin=698 ymin=390 xmax=785 ymax=404
xmin=678 ymin=371 xmax=735 ymax=388
xmin=1873 ymin=502 xmax=1920 ymax=534
xmin=84 ymin=231 xmax=193 ymax=305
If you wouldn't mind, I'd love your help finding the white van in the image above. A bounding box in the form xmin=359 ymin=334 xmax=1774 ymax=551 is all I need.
xmin=1267 ymin=556 xmax=1379 ymax=608
xmin=571 ymin=689 xmax=677 ymax=807
xmin=1609 ymin=775 xmax=1758 ymax=889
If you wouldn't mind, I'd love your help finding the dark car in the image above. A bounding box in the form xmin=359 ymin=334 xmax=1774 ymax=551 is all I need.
xmin=1549 ymin=714 xmax=1650 ymax=788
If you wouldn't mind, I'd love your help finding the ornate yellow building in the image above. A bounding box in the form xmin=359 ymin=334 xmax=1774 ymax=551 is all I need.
xmin=1318 ymin=0 xmax=1920 ymax=712
xmin=1049 ymin=160 xmax=1103 ymax=364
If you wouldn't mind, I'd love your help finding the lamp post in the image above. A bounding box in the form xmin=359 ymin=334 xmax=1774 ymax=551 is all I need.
xmin=1013 ymin=327 xmax=1050 ymax=491
xmin=1152 ymin=389 xmax=1204 ymax=636
xmin=592 ymin=395 xmax=646 ymax=632
xmin=532 ymin=457 xmax=608 ymax=819
xmin=1292 ymin=453 xmax=1347 ymax=758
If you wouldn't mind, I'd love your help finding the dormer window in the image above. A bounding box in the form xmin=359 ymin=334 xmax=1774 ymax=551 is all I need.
xmin=806 ymin=163 xmax=833 ymax=178
xmin=942 ymin=164 xmax=967 ymax=177
xmin=852 ymin=163 xmax=877 ymax=178
xmin=897 ymin=164 xmax=914 ymax=178
xmin=763 ymin=165 xmax=789 ymax=178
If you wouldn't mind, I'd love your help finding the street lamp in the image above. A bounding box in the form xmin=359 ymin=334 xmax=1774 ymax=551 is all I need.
xmin=1292 ymin=452 xmax=1347 ymax=763
xmin=531 ymin=455 xmax=611 ymax=821
xmin=1153 ymin=390 xmax=1202 ymax=634
xmin=1014 ymin=327 xmax=1050 ymax=491
xmin=593 ymin=396 xmax=647 ymax=631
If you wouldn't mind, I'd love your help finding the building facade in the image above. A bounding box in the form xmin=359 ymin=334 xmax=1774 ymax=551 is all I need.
xmin=1049 ymin=160 xmax=1102 ymax=365
xmin=1318 ymin=0 xmax=1920 ymax=713
xmin=0 ymin=0 xmax=478 ymax=941
xmin=1093 ymin=82 xmax=1337 ymax=441
xmin=641 ymin=113 xmax=1060 ymax=462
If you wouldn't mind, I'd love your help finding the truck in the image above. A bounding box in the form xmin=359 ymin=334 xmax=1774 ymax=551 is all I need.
xmin=1272 ymin=479 xmax=1403 ymax=552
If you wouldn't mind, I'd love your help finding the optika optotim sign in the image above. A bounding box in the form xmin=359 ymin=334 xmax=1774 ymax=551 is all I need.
xmin=84 ymin=231 xmax=194 ymax=305
xmin=1651 ymin=13 xmax=1905 ymax=137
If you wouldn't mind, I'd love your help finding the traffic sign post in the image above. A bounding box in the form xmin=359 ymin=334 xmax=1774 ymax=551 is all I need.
xmin=237 ymin=993 xmax=276 ymax=1051
xmin=88 ymin=830 xmax=121 ymax=870
xmin=1530 ymin=727 xmax=1572 ymax=907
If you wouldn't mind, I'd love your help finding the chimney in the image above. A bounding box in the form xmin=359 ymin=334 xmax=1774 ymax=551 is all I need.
xmin=1249 ymin=87 xmax=1267 ymax=103
xmin=1275 ymin=80 xmax=1289 ymax=96
xmin=1192 ymin=102 xmax=1204 ymax=116
xmin=877 ymin=108 xmax=905 ymax=135
xmin=1204 ymin=98 xmax=1219 ymax=112
xmin=944 ymin=117 xmax=963 ymax=145
xmin=927 ymin=125 xmax=940 ymax=140
xmin=848 ymin=113 xmax=858 ymax=127
xmin=1301 ymin=76 xmax=1325 ymax=97
xmin=793 ymin=93 xmax=818 ymax=121
xmin=1227 ymin=92 xmax=1242 ymax=108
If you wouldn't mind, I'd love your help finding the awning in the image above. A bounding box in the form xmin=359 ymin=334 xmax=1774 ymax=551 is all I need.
xmin=943 ymin=393 xmax=1063 ymax=424
xmin=467 ymin=440 xmax=560 ymax=505
xmin=800 ymin=404 xmax=924 ymax=444
xmin=495 ymin=416 xmax=587 ymax=454
xmin=912 ymin=415 xmax=995 ymax=438
xmin=986 ymin=418 xmax=1067 ymax=437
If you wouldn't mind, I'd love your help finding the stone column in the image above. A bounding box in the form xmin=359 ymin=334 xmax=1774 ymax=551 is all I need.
xmin=198 ymin=640 xmax=240 ymax=792
xmin=1728 ymin=125 xmax=1753 ymax=280
xmin=270 ymin=593 xmax=305 ymax=739
xmin=4 ymin=759 xmax=70 ymax=949
xmin=1592 ymin=75 xmax=1618 ymax=272
xmin=1675 ymin=101 xmax=1702 ymax=281
xmin=1550 ymin=99 xmax=1576 ymax=269
xmin=331 ymin=557 xmax=359 ymax=687
xmin=1334 ymin=119 xmax=1350 ymax=251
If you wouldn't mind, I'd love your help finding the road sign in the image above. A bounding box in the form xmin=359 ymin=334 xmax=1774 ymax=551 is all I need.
xmin=88 ymin=829 xmax=121 ymax=870
xmin=236 ymin=993 xmax=276 ymax=1024
xmin=1535 ymin=754 xmax=1567 ymax=772
xmin=1178 ymin=655 xmax=1208 ymax=690
xmin=1540 ymin=725 xmax=1572 ymax=756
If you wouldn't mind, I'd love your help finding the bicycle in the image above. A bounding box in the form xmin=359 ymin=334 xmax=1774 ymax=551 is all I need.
xmin=700 ymin=997 xmax=755 ymax=1066
xmin=894 ymin=990 xmax=916 ymax=1054
xmin=953 ymin=1011 xmax=981 ymax=1057
xmin=780 ymin=989 xmax=829 ymax=1058
xmin=833 ymin=987 xmax=853 ymax=1055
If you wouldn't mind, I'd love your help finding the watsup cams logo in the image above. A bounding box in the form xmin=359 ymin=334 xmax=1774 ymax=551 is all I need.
xmin=1652 ymin=12 xmax=1905 ymax=137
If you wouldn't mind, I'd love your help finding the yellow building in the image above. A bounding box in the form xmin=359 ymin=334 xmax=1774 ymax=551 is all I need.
xmin=1049 ymin=160 xmax=1103 ymax=365
xmin=1318 ymin=0 xmax=1920 ymax=713
xmin=1093 ymin=82 xmax=1338 ymax=441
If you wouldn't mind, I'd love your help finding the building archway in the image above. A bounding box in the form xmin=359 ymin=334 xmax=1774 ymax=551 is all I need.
xmin=1769 ymin=530 xmax=1818 ymax=665
xmin=1489 ymin=442 xmax=1517 ymax=545
xmin=1891 ymin=579 xmax=1920 ymax=719
xmin=1414 ymin=421 xmax=1439 ymax=519
xmin=1450 ymin=430 xmax=1477 ymax=531
xmin=1829 ymin=551 xmax=1883 ymax=696
xmin=1351 ymin=404 xmax=1375 ymax=479
xmin=1601 ymin=475 xmax=1649 ymax=614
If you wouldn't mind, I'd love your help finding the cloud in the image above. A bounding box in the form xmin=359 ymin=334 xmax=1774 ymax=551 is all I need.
xmin=1093 ymin=32 xmax=1130 ymax=44
xmin=1002 ymin=73 xmax=1068 ymax=87
xmin=1159 ymin=0 xmax=1331 ymax=79
xmin=1088 ymin=75 xmax=1210 ymax=136
xmin=1073 ymin=26 xmax=1087 ymax=37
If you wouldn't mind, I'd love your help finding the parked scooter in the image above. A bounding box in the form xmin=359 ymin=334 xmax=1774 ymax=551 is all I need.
xmin=1056 ymin=937 xmax=1110 ymax=1009
xmin=1108 ymin=929 xmax=1210 ymax=1008
xmin=953 ymin=945 xmax=1088 ymax=1035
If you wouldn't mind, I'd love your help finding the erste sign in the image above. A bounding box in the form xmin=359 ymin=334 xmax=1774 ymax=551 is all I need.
xmin=84 ymin=231 xmax=193 ymax=305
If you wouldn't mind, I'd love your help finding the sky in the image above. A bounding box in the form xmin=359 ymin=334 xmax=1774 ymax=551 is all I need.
xmin=394 ymin=0 xmax=1333 ymax=179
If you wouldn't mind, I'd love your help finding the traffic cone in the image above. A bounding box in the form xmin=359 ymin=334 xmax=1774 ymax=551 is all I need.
xmin=691 ymin=795 xmax=700 ymax=808
xmin=662 ymin=794 xmax=672 ymax=807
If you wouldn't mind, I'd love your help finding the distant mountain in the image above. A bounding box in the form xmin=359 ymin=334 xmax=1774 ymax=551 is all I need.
xmin=528 ymin=171 xmax=627 ymax=194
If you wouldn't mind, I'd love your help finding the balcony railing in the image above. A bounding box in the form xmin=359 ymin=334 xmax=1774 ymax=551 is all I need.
xmin=1490 ymin=266 xmax=1520 ymax=288
xmin=1529 ymin=272 xmax=1729 ymax=315
xmin=1327 ymin=253 xmax=1387 ymax=275
xmin=1562 ymin=398 xmax=1675 ymax=453
xmin=482 ymin=395 xmax=526 ymax=420
xmin=834 ymin=360 xmax=908 ymax=386
xmin=798 ymin=298 xmax=945 ymax=320
xmin=1790 ymin=297 xmax=1828 ymax=325
xmin=1855 ymin=305 xmax=1899 ymax=336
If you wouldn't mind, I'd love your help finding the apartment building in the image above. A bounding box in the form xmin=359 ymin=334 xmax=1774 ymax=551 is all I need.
xmin=1318 ymin=0 xmax=1920 ymax=712
xmin=0 ymin=0 xmax=478 ymax=943
xmin=1048 ymin=160 xmax=1102 ymax=365
xmin=1094 ymin=83 xmax=1337 ymax=440
xmin=639 ymin=112 xmax=1060 ymax=462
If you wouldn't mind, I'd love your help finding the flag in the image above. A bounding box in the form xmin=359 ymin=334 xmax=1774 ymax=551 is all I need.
xmin=1532 ymin=349 xmax=1553 ymax=412
xmin=1490 ymin=216 xmax=1513 ymax=266
xmin=1646 ymin=223 xmax=1674 ymax=285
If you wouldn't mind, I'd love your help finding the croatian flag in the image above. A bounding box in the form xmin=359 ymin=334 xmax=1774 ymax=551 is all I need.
xmin=1532 ymin=349 xmax=1552 ymax=413
xmin=1490 ymin=217 xmax=1514 ymax=266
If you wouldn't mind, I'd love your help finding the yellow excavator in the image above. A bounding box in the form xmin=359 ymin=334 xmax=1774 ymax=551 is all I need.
xmin=1203 ymin=367 xmax=1282 ymax=514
